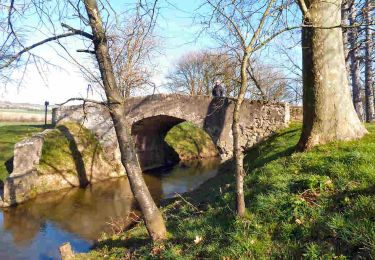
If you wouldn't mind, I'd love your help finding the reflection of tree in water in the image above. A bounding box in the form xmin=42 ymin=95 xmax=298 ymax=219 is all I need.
xmin=2 ymin=177 xmax=139 ymax=243
xmin=0 ymin=160 xmax=220 ymax=250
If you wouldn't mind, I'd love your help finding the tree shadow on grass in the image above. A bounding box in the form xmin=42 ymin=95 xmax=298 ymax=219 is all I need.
xmin=244 ymin=128 xmax=299 ymax=171
xmin=91 ymin=236 xmax=151 ymax=253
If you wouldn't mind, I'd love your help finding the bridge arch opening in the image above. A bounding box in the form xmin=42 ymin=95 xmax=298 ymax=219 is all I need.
xmin=131 ymin=115 xmax=185 ymax=171
xmin=131 ymin=115 xmax=219 ymax=171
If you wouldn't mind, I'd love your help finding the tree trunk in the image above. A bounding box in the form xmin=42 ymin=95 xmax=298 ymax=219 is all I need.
xmin=348 ymin=2 xmax=364 ymax=120
xmin=83 ymin=0 xmax=166 ymax=241
xmin=341 ymin=1 xmax=349 ymax=69
xmin=364 ymin=0 xmax=375 ymax=122
xmin=232 ymin=52 xmax=250 ymax=217
xmin=297 ymin=0 xmax=367 ymax=151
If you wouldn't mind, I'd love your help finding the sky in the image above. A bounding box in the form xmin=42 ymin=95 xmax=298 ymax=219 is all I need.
xmin=0 ymin=0 xmax=216 ymax=105
xmin=0 ymin=0 xmax=301 ymax=105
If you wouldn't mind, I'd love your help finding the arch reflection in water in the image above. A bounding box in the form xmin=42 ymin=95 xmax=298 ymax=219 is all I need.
xmin=145 ymin=158 xmax=221 ymax=199
xmin=0 ymin=158 xmax=220 ymax=260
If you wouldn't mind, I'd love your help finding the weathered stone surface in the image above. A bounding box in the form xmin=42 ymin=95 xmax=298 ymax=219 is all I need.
xmin=2 ymin=170 xmax=39 ymax=207
xmin=290 ymin=106 xmax=303 ymax=121
xmin=1 ymin=123 xmax=125 ymax=207
xmin=53 ymin=94 xmax=290 ymax=170
xmin=12 ymin=130 xmax=53 ymax=176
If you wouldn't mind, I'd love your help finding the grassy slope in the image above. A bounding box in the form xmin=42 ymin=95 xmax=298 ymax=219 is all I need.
xmin=83 ymin=123 xmax=375 ymax=259
xmin=0 ymin=123 xmax=45 ymax=181
xmin=165 ymin=122 xmax=218 ymax=160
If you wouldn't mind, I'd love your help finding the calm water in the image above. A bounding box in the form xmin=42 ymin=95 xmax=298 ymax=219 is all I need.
xmin=0 ymin=159 xmax=220 ymax=260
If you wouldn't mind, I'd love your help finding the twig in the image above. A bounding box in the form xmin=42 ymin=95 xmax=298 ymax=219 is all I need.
xmin=174 ymin=192 xmax=201 ymax=213
xmin=56 ymin=97 xmax=107 ymax=106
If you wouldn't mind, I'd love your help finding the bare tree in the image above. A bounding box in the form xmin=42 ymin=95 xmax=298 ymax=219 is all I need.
xmin=247 ymin=61 xmax=294 ymax=102
xmin=1 ymin=0 xmax=167 ymax=242
xmin=363 ymin=0 xmax=374 ymax=122
xmin=204 ymin=0 xmax=297 ymax=216
xmin=166 ymin=50 xmax=239 ymax=97
xmin=296 ymin=0 xmax=368 ymax=151
xmin=107 ymin=15 xmax=159 ymax=98
xmin=341 ymin=0 xmax=375 ymax=122
xmin=347 ymin=0 xmax=365 ymax=120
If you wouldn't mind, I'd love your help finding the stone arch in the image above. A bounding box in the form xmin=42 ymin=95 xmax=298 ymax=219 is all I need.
xmin=130 ymin=114 xmax=224 ymax=171
xmin=131 ymin=115 xmax=186 ymax=171
xmin=53 ymin=94 xmax=290 ymax=169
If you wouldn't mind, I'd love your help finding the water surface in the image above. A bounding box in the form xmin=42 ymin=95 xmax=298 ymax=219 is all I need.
xmin=0 ymin=159 xmax=220 ymax=260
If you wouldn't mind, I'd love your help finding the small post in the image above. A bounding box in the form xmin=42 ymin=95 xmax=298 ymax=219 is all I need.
xmin=44 ymin=101 xmax=49 ymax=126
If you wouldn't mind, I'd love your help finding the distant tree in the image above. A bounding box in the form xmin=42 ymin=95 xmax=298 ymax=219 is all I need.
xmin=106 ymin=16 xmax=159 ymax=98
xmin=342 ymin=0 xmax=375 ymax=122
xmin=247 ymin=61 xmax=295 ymax=102
xmin=345 ymin=0 xmax=364 ymax=120
xmin=166 ymin=50 xmax=238 ymax=97
xmin=363 ymin=0 xmax=374 ymax=122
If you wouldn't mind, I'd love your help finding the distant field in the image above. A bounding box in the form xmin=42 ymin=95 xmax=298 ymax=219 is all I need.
xmin=0 ymin=109 xmax=51 ymax=123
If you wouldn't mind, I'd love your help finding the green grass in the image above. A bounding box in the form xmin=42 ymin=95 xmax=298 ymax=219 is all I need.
xmin=83 ymin=123 xmax=375 ymax=259
xmin=165 ymin=122 xmax=218 ymax=160
xmin=0 ymin=123 xmax=46 ymax=181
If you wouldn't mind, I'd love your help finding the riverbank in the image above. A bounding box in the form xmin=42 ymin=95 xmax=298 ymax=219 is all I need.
xmin=81 ymin=123 xmax=375 ymax=259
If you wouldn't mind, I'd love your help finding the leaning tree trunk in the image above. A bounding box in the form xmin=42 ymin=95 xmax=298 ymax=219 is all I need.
xmin=297 ymin=0 xmax=367 ymax=151
xmin=364 ymin=0 xmax=375 ymax=122
xmin=232 ymin=52 xmax=250 ymax=217
xmin=83 ymin=0 xmax=166 ymax=241
xmin=348 ymin=2 xmax=364 ymax=121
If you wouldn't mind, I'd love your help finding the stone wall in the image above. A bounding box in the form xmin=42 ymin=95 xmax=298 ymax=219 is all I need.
xmin=53 ymin=94 xmax=290 ymax=170
xmin=1 ymin=94 xmax=290 ymax=207
xmin=290 ymin=106 xmax=303 ymax=121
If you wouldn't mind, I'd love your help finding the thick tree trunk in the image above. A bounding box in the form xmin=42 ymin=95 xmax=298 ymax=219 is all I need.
xmin=232 ymin=52 xmax=250 ymax=217
xmin=341 ymin=1 xmax=349 ymax=69
xmin=83 ymin=0 xmax=166 ymax=241
xmin=364 ymin=0 xmax=375 ymax=122
xmin=297 ymin=0 xmax=367 ymax=151
xmin=348 ymin=3 xmax=364 ymax=120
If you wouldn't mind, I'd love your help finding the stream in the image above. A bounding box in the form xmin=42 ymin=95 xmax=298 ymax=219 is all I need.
xmin=0 ymin=158 xmax=220 ymax=260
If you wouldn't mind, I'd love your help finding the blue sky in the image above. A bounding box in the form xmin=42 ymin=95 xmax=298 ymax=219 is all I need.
xmin=0 ymin=0 xmax=301 ymax=105
xmin=1 ymin=0 xmax=217 ymax=104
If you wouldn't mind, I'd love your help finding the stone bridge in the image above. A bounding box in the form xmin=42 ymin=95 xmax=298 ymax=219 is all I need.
xmin=53 ymin=94 xmax=290 ymax=171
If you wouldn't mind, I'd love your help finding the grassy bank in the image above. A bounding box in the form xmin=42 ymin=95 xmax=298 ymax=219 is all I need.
xmin=165 ymin=122 xmax=218 ymax=161
xmin=83 ymin=123 xmax=375 ymax=259
xmin=0 ymin=123 xmax=45 ymax=181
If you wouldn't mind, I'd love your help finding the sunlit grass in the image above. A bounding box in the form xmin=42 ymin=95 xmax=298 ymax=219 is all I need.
xmin=83 ymin=123 xmax=375 ymax=259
